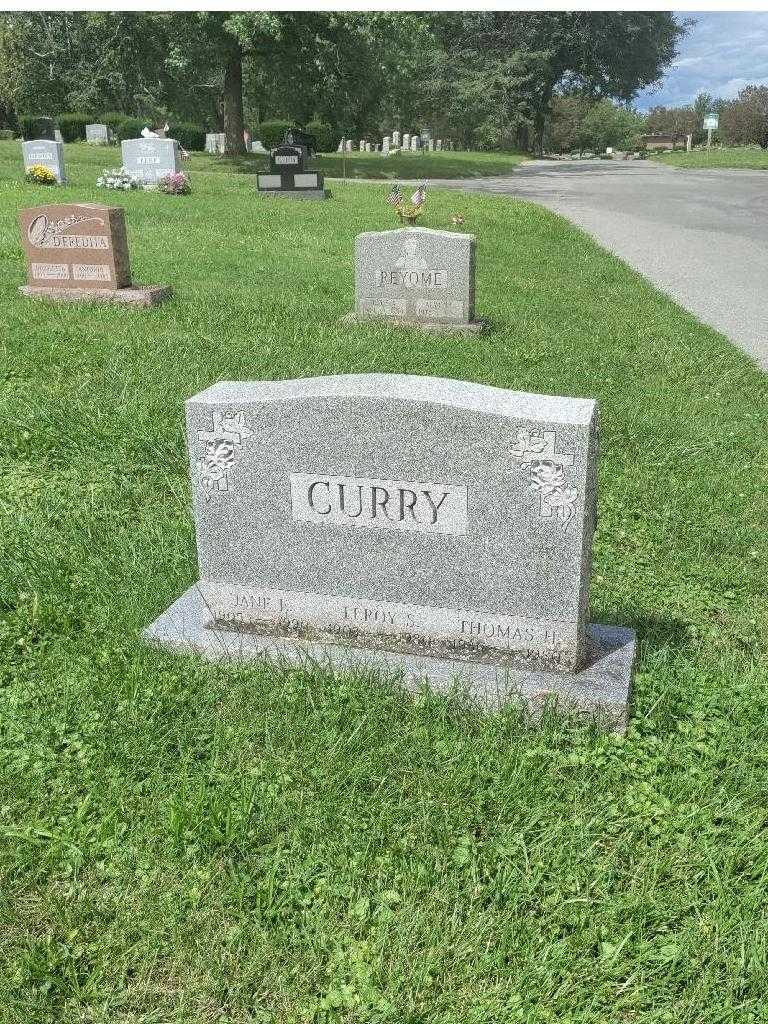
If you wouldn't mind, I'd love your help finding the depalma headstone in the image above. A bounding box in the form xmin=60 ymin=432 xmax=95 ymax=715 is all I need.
xmin=347 ymin=226 xmax=483 ymax=332
xmin=22 ymin=139 xmax=66 ymax=184
xmin=256 ymin=143 xmax=328 ymax=200
xmin=144 ymin=374 xmax=635 ymax=731
xmin=121 ymin=137 xmax=180 ymax=186
xmin=18 ymin=202 xmax=171 ymax=306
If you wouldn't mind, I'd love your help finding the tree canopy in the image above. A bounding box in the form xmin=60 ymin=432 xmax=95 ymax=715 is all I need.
xmin=0 ymin=11 xmax=686 ymax=152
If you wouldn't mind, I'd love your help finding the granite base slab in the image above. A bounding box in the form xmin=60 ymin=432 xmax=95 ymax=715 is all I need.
xmin=343 ymin=311 xmax=485 ymax=334
xmin=19 ymin=284 xmax=172 ymax=307
xmin=257 ymin=189 xmax=330 ymax=200
xmin=144 ymin=585 xmax=635 ymax=733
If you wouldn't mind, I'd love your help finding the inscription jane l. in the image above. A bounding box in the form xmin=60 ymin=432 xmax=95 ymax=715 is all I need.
xmin=290 ymin=473 xmax=468 ymax=535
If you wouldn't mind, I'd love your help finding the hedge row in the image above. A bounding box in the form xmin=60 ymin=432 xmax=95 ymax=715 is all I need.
xmin=254 ymin=119 xmax=337 ymax=152
xmin=16 ymin=112 xmax=338 ymax=153
xmin=18 ymin=112 xmax=207 ymax=150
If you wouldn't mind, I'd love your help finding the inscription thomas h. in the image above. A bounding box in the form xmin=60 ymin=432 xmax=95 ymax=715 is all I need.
xmin=290 ymin=472 xmax=467 ymax=535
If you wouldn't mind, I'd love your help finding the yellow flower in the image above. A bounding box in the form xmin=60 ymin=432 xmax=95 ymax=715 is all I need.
xmin=25 ymin=164 xmax=57 ymax=185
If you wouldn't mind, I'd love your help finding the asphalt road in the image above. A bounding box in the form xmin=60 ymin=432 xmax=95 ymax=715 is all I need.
xmin=380 ymin=159 xmax=768 ymax=369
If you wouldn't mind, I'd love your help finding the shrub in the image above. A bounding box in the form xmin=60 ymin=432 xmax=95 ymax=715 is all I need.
xmin=25 ymin=164 xmax=57 ymax=185
xmin=171 ymin=121 xmax=205 ymax=151
xmin=255 ymin=119 xmax=295 ymax=149
xmin=157 ymin=170 xmax=191 ymax=195
xmin=115 ymin=117 xmax=146 ymax=142
xmin=96 ymin=167 xmax=141 ymax=190
xmin=57 ymin=113 xmax=91 ymax=142
xmin=0 ymin=129 xmax=15 ymax=140
xmin=19 ymin=114 xmax=55 ymax=140
xmin=101 ymin=111 xmax=128 ymax=133
xmin=303 ymin=120 xmax=335 ymax=153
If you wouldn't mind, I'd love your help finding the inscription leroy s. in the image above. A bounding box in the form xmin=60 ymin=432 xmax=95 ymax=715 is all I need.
xmin=290 ymin=472 xmax=468 ymax=535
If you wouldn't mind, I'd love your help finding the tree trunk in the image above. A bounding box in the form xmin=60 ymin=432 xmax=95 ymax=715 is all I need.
xmin=223 ymin=39 xmax=246 ymax=155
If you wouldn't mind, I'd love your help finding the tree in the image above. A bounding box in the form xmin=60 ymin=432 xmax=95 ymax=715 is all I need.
xmin=719 ymin=85 xmax=768 ymax=147
xmin=427 ymin=12 xmax=685 ymax=153
xmin=581 ymin=99 xmax=646 ymax=152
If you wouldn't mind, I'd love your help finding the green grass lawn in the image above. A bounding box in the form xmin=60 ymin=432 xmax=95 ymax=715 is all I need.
xmin=651 ymin=146 xmax=768 ymax=170
xmin=2 ymin=142 xmax=768 ymax=1023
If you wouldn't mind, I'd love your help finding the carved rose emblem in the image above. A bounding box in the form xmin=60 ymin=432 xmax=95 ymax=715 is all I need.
xmin=205 ymin=440 xmax=236 ymax=472
xmin=528 ymin=460 xmax=564 ymax=491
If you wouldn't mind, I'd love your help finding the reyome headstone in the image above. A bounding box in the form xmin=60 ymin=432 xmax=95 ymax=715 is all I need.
xmin=22 ymin=139 xmax=66 ymax=184
xmin=86 ymin=123 xmax=110 ymax=145
xmin=18 ymin=202 xmax=171 ymax=306
xmin=348 ymin=226 xmax=483 ymax=332
xmin=145 ymin=374 xmax=635 ymax=730
xmin=121 ymin=137 xmax=180 ymax=186
xmin=256 ymin=143 xmax=328 ymax=199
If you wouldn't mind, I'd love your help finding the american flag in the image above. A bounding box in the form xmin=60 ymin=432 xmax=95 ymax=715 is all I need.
xmin=385 ymin=183 xmax=403 ymax=206
xmin=411 ymin=183 xmax=427 ymax=207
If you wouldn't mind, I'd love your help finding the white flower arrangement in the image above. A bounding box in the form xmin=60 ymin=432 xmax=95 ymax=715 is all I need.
xmin=96 ymin=167 xmax=142 ymax=190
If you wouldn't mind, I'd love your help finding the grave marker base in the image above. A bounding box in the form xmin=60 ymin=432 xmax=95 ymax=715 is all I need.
xmin=343 ymin=310 xmax=485 ymax=333
xmin=257 ymin=188 xmax=330 ymax=200
xmin=19 ymin=284 xmax=172 ymax=307
xmin=144 ymin=585 xmax=635 ymax=733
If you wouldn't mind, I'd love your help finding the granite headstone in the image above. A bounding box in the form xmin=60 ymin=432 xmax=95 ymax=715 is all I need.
xmin=348 ymin=227 xmax=483 ymax=332
xmin=145 ymin=373 xmax=635 ymax=730
xmin=86 ymin=123 xmax=111 ymax=145
xmin=121 ymin=137 xmax=180 ymax=186
xmin=22 ymin=140 xmax=66 ymax=184
xmin=256 ymin=143 xmax=328 ymax=199
xmin=18 ymin=202 xmax=171 ymax=306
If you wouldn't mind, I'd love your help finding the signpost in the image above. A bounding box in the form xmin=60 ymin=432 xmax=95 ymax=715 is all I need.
xmin=704 ymin=113 xmax=719 ymax=150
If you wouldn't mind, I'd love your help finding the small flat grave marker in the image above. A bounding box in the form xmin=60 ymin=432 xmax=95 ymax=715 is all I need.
xmin=145 ymin=373 xmax=635 ymax=731
xmin=18 ymin=202 xmax=171 ymax=306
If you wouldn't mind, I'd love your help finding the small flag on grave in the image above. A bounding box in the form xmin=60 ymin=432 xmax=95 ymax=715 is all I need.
xmin=411 ymin=184 xmax=427 ymax=207
xmin=385 ymin=183 xmax=403 ymax=206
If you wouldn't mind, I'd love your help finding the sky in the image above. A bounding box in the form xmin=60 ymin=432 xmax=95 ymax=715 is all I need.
xmin=635 ymin=11 xmax=768 ymax=110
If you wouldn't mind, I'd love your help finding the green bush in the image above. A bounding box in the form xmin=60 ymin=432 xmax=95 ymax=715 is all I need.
xmin=0 ymin=129 xmax=15 ymax=140
xmin=115 ymin=117 xmax=146 ymax=142
xmin=171 ymin=121 xmax=205 ymax=151
xmin=19 ymin=114 xmax=56 ymax=140
xmin=303 ymin=120 xmax=336 ymax=153
xmin=255 ymin=119 xmax=295 ymax=149
xmin=57 ymin=113 xmax=91 ymax=142
xmin=101 ymin=111 xmax=128 ymax=133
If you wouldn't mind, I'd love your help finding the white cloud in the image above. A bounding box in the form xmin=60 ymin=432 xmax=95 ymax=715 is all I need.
xmin=636 ymin=12 xmax=768 ymax=110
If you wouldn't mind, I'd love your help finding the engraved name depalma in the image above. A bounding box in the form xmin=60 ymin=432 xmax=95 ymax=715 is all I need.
xmin=376 ymin=239 xmax=448 ymax=290
xmin=199 ymin=583 xmax=573 ymax=659
xmin=290 ymin=473 xmax=468 ymax=535
xmin=27 ymin=213 xmax=108 ymax=250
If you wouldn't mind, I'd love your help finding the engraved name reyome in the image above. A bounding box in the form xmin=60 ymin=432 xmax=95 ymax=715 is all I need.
xmin=290 ymin=473 xmax=468 ymax=535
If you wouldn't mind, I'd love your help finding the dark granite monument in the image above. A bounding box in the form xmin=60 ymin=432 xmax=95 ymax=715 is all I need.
xmin=256 ymin=143 xmax=329 ymax=200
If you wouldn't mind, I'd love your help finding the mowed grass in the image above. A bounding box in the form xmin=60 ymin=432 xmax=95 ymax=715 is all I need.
xmin=651 ymin=146 xmax=768 ymax=170
xmin=1 ymin=141 xmax=768 ymax=1023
